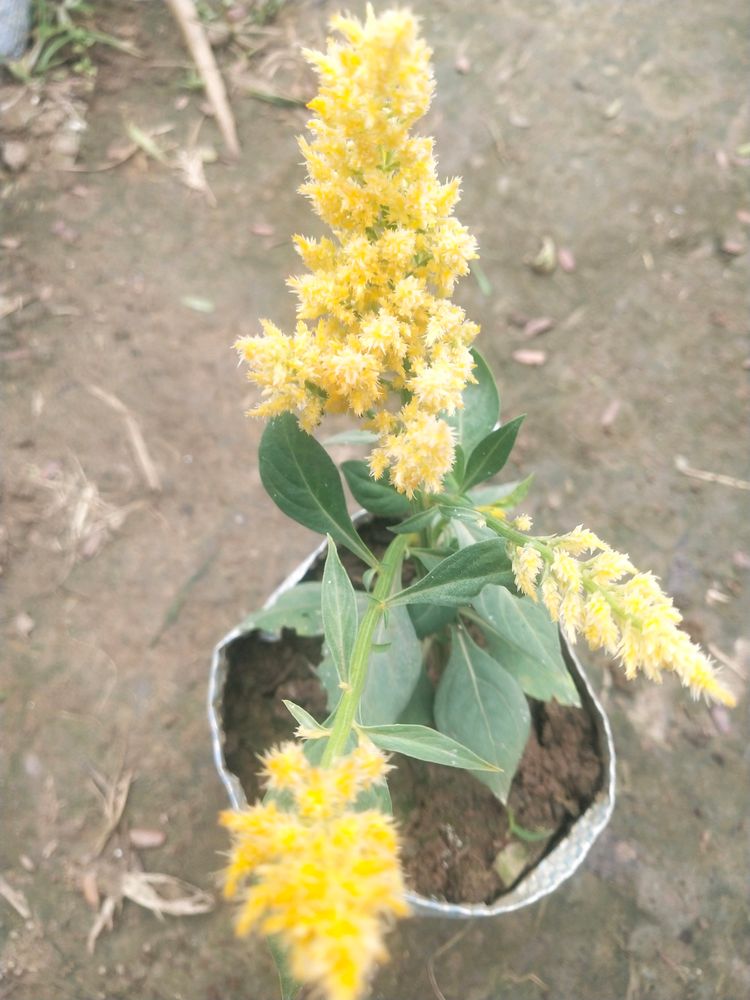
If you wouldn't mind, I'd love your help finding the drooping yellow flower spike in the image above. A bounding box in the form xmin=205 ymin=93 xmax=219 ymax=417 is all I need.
xmin=235 ymin=6 xmax=480 ymax=496
xmin=509 ymin=524 xmax=736 ymax=707
xmin=220 ymin=741 xmax=409 ymax=1000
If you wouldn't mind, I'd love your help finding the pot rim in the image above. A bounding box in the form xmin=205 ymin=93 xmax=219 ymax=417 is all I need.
xmin=208 ymin=517 xmax=616 ymax=918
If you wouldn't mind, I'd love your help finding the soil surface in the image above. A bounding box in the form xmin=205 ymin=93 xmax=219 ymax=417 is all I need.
xmin=2 ymin=1 xmax=749 ymax=998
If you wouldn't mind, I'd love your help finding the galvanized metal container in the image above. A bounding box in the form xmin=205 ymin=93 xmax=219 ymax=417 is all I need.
xmin=208 ymin=527 xmax=616 ymax=918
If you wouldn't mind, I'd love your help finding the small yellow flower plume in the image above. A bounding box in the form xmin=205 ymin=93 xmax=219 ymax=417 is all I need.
xmin=510 ymin=526 xmax=736 ymax=707
xmin=235 ymin=6 xmax=480 ymax=497
xmin=220 ymin=741 xmax=409 ymax=1000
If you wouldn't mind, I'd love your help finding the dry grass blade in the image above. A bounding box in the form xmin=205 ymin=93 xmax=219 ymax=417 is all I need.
xmin=674 ymin=455 xmax=750 ymax=491
xmin=426 ymin=925 xmax=471 ymax=1000
xmin=89 ymin=765 xmax=134 ymax=858
xmin=0 ymin=875 xmax=31 ymax=920
xmin=166 ymin=0 xmax=240 ymax=158
xmin=87 ymin=384 xmax=161 ymax=491
xmin=87 ymin=894 xmax=118 ymax=954
xmin=28 ymin=458 xmax=143 ymax=565
xmin=121 ymin=872 xmax=214 ymax=919
xmin=126 ymin=123 xmax=172 ymax=166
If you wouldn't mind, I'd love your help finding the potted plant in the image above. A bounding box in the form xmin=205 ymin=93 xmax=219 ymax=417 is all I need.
xmin=209 ymin=8 xmax=736 ymax=1000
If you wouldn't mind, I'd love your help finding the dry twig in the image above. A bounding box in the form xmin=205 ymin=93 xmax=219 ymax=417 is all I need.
xmin=87 ymin=384 xmax=162 ymax=492
xmin=165 ymin=0 xmax=240 ymax=158
xmin=674 ymin=455 xmax=750 ymax=491
xmin=0 ymin=876 xmax=31 ymax=920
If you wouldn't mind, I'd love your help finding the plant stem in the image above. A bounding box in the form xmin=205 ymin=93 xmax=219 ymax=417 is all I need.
xmin=321 ymin=533 xmax=408 ymax=765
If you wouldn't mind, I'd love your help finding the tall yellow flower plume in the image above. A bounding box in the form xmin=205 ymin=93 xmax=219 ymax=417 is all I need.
xmin=235 ymin=6 xmax=480 ymax=496
xmin=220 ymin=741 xmax=409 ymax=1000
xmin=508 ymin=525 xmax=736 ymax=707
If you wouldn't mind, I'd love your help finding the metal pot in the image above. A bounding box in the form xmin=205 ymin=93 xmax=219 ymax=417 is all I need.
xmin=208 ymin=525 xmax=616 ymax=918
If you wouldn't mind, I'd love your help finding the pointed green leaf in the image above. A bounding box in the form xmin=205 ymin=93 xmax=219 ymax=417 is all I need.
xmin=315 ymin=653 xmax=341 ymax=713
xmin=322 ymin=429 xmax=378 ymax=446
xmin=259 ymin=414 xmax=376 ymax=567
xmin=359 ymin=606 xmax=422 ymax=725
xmin=470 ymin=588 xmax=581 ymax=706
xmin=240 ymin=582 xmax=324 ymax=636
xmin=469 ymin=475 xmax=534 ymax=510
xmin=360 ymin=723 xmax=502 ymax=772
xmin=434 ymin=629 xmax=530 ymax=802
xmin=445 ymin=348 xmax=500 ymax=456
xmin=408 ymin=602 xmax=458 ymax=638
xmin=388 ymin=540 xmax=514 ymax=607
xmin=451 ymin=518 xmax=495 ymax=547
xmin=462 ymin=415 xmax=525 ymax=491
xmin=321 ymin=537 xmax=358 ymax=683
xmin=387 ymin=507 xmax=439 ymax=534
xmin=268 ymin=937 xmax=302 ymax=1000
xmin=396 ymin=667 xmax=436 ymax=724
xmin=342 ymin=460 xmax=412 ymax=518
xmin=282 ymin=700 xmax=328 ymax=735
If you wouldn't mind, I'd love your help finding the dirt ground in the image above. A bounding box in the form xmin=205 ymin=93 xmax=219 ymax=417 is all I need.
xmin=1 ymin=1 xmax=749 ymax=998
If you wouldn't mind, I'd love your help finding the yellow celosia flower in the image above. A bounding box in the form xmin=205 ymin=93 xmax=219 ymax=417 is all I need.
xmin=507 ymin=527 xmax=736 ymax=707
xmin=220 ymin=741 xmax=409 ymax=1000
xmin=235 ymin=6 xmax=480 ymax=495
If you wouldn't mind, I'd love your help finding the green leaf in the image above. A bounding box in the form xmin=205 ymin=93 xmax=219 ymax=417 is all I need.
xmin=342 ymin=460 xmax=412 ymax=518
xmin=240 ymin=582 xmax=324 ymax=636
xmin=321 ymin=537 xmax=358 ymax=683
xmin=314 ymin=653 xmax=341 ymax=713
xmin=360 ymin=723 xmax=501 ymax=772
xmin=470 ymin=588 xmax=581 ymax=706
xmin=434 ymin=628 xmax=530 ymax=802
xmin=359 ymin=606 xmax=422 ymax=725
xmin=408 ymin=602 xmax=458 ymax=639
xmin=461 ymin=415 xmax=525 ymax=491
xmin=388 ymin=540 xmax=514 ymax=607
xmin=451 ymin=518 xmax=495 ymax=547
xmin=469 ymin=474 xmax=534 ymax=510
xmin=387 ymin=507 xmax=439 ymax=534
xmin=322 ymin=429 xmax=378 ymax=446
xmin=396 ymin=667 xmax=435 ymax=724
xmin=259 ymin=414 xmax=376 ymax=567
xmin=445 ymin=349 xmax=500 ymax=457
xmin=282 ymin=700 xmax=328 ymax=735
xmin=268 ymin=937 xmax=302 ymax=1000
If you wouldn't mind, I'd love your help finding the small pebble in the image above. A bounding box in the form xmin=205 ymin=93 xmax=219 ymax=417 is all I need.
xmin=2 ymin=140 xmax=29 ymax=172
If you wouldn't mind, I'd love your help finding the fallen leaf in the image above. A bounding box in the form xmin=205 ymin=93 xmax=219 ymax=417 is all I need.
xmin=180 ymin=295 xmax=215 ymax=313
xmin=523 ymin=316 xmax=554 ymax=338
xmin=705 ymin=587 xmax=730 ymax=606
xmin=603 ymin=98 xmax=623 ymax=120
xmin=129 ymin=828 xmax=167 ymax=850
xmin=121 ymin=872 xmax=213 ymax=919
xmin=512 ymin=348 xmax=547 ymax=366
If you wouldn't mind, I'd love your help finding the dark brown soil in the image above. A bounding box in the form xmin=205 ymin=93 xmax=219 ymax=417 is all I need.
xmin=221 ymin=522 xmax=603 ymax=905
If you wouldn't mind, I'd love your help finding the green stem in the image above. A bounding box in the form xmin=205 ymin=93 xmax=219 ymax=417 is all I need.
xmin=321 ymin=533 xmax=408 ymax=765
